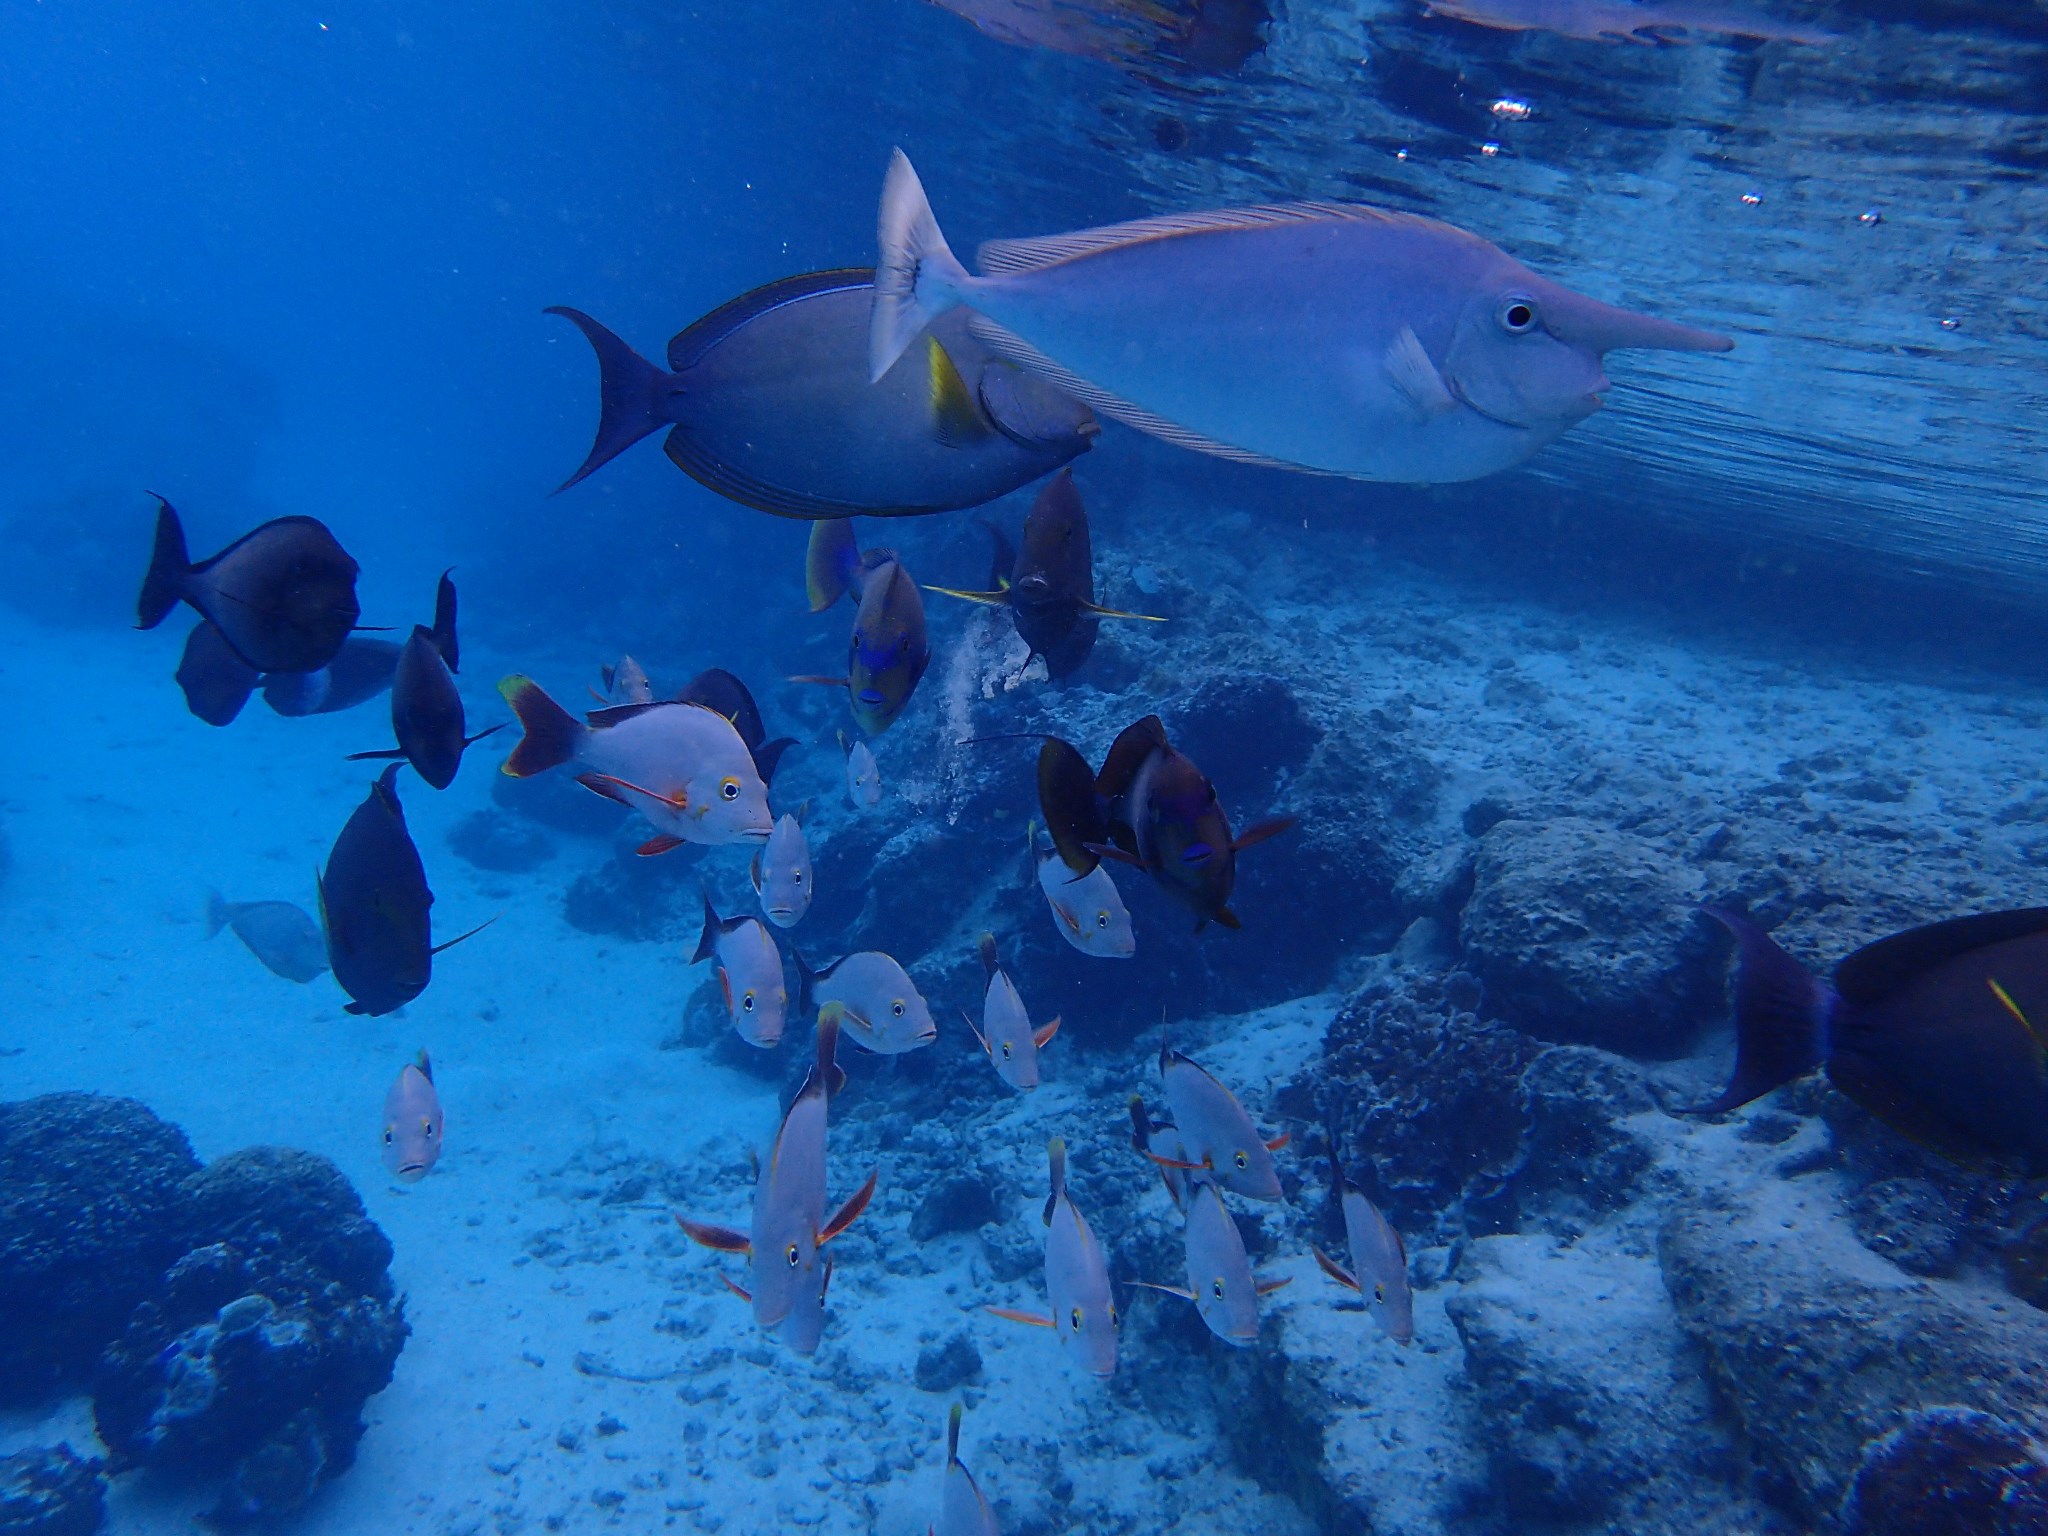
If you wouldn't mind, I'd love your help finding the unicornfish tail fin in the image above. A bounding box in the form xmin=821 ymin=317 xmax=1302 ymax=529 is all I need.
xmin=1689 ymin=906 xmax=1830 ymax=1115
xmin=545 ymin=307 xmax=675 ymax=492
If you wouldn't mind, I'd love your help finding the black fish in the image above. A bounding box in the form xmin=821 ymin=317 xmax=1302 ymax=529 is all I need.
xmin=794 ymin=520 xmax=930 ymax=735
xmin=1694 ymin=906 xmax=2048 ymax=1172
xmin=175 ymin=620 xmax=263 ymax=727
xmin=546 ymin=271 xmax=1095 ymax=517
xmin=348 ymin=573 xmax=500 ymax=790
xmin=318 ymin=764 xmax=489 ymax=1015
xmin=925 ymin=470 xmax=1161 ymax=678
xmin=136 ymin=496 xmax=361 ymax=674
xmin=176 ymin=621 xmax=401 ymax=727
xmin=676 ymin=667 xmax=797 ymax=786
xmin=1034 ymin=715 xmax=1293 ymax=930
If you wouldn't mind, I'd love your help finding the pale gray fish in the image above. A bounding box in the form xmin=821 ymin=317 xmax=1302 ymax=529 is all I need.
xmin=990 ymin=1138 xmax=1117 ymax=1378
xmin=601 ymin=655 xmax=654 ymax=705
xmin=693 ymin=889 xmax=788 ymax=1048
xmin=1158 ymin=1045 xmax=1287 ymax=1201
xmin=205 ymin=890 xmax=329 ymax=983
xmin=800 ymin=950 xmax=936 ymax=1055
xmin=1034 ymin=834 xmax=1134 ymax=958
xmin=933 ymin=1402 xmax=1000 ymax=1536
xmin=1140 ymin=1180 xmax=1287 ymax=1346
xmin=970 ymin=933 xmax=1059 ymax=1092
xmin=778 ymin=1253 xmax=833 ymax=1356
xmin=1315 ymin=1157 xmax=1414 ymax=1345
xmin=840 ymin=729 xmax=882 ymax=809
xmin=870 ymin=150 xmax=1732 ymax=484
xmin=380 ymin=1050 xmax=444 ymax=1182
xmin=751 ymin=807 xmax=814 ymax=928
xmin=675 ymin=1010 xmax=876 ymax=1333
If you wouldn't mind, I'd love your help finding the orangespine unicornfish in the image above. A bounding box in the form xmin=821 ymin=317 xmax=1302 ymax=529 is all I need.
xmin=1687 ymin=905 xmax=2048 ymax=1173
xmin=495 ymin=675 xmax=772 ymax=854
xmin=318 ymin=765 xmax=493 ymax=1016
xmin=752 ymin=806 xmax=814 ymax=929
xmin=924 ymin=469 xmax=1163 ymax=679
xmin=694 ymin=887 xmax=789 ymax=1049
xmin=1154 ymin=1045 xmax=1289 ymax=1200
xmin=931 ymin=1401 xmax=1000 ymax=1536
xmin=348 ymin=572 xmax=501 ymax=790
xmin=176 ymin=622 xmax=401 ymax=728
xmin=793 ymin=520 xmax=931 ymax=735
xmin=674 ymin=667 xmax=798 ymax=787
xmin=1313 ymin=1122 xmax=1413 ymax=1344
xmin=840 ymin=730 xmax=882 ymax=809
xmin=987 ymin=1138 xmax=1118 ymax=1378
xmin=795 ymin=949 xmax=936 ymax=1055
xmin=868 ymin=150 xmax=1731 ymax=484
xmin=1128 ymin=1094 xmax=1191 ymax=1210
xmin=205 ymin=891 xmax=328 ymax=983
xmin=544 ymin=273 xmax=1093 ymax=515
xmin=967 ymin=933 xmax=1059 ymax=1092
xmin=675 ymin=1007 xmax=878 ymax=1335
xmin=1135 ymin=1180 xmax=1288 ymax=1346
xmin=381 ymin=1050 xmax=445 ymax=1182
xmin=1032 ymin=823 xmax=1134 ymax=958
xmin=137 ymin=496 xmax=362 ymax=674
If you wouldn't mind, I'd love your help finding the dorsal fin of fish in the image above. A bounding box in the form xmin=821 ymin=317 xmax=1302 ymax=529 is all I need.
xmin=927 ymin=334 xmax=994 ymax=448
xmin=1313 ymin=1245 xmax=1361 ymax=1292
xmin=975 ymin=201 xmax=1427 ymax=276
xmin=1044 ymin=1136 xmax=1068 ymax=1227
xmin=806 ymin=518 xmax=864 ymax=612
xmin=431 ymin=915 xmax=497 ymax=956
xmin=584 ymin=701 xmax=670 ymax=729
xmin=947 ymin=1402 xmax=965 ymax=1466
xmin=693 ymin=888 xmax=725 ymax=965
xmin=961 ymin=1009 xmax=992 ymax=1055
xmin=977 ymin=933 xmax=1002 ymax=981
xmin=667 ymin=267 xmax=874 ymax=372
xmin=415 ymin=1049 xmax=433 ymax=1084
xmin=430 ymin=569 xmax=459 ymax=671
xmin=1833 ymin=908 xmax=2048 ymax=1008
xmin=807 ymin=1004 xmax=849 ymax=1100
xmin=1097 ymin=717 xmax=1170 ymax=799
xmin=819 ymin=1169 xmax=878 ymax=1244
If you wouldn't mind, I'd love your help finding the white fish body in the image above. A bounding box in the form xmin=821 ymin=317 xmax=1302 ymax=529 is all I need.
xmin=751 ymin=810 xmax=814 ymax=928
xmin=933 ymin=1403 xmax=1001 ymax=1536
xmin=694 ymin=892 xmax=788 ymax=1048
xmin=1159 ymin=1046 xmax=1285 ymax=1201
xmin=1035 ymin=845 xmax=1135 ymax=958
xmin=1182 ymin=1182 xmax=1263 ymax=1346
xmin=778 ymin=1254 xmax=832 ymax=1357
xmin=381 ymin=1051 xmax=444 ymax=1181
xmin=577 ymin=704 xmax=774 ymax=846
xmin=607 ymin=654 xmax=653 ymax=704
xmin=1326 ymin=1186 xmax=1414 ymax=1345
xmin=1042 ymin=1139 xmax=1117 ymax=1377
xmin=808 ymin=950 xmax=936 ymax=1055
xmin=972 ymin=934 xmax=1057 ymax=1091
xmin=843 ymin=733 xmax=883 ymax=809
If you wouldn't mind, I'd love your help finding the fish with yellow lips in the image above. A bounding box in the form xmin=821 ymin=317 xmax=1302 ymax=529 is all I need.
xmin=380 ymin=1050 xmax=444 ymax=1182
xmin=1150 ymin=1045 xmax=1289 ymax=1201
xmin=988 ymin=1138 xmax=1118 ymax=1378
xmin=966 ymin=933 xmax=1059 ymax=1092
xmin=675 ymin=1009 xmax=877 ymax=1341
xmin=794 ymin=520 xmax=931 ymax=735
xmin=693 ymin=888 xmax=788 ymax=1049
xmin=1136 ymin=1181 xmax=1289 ymax=1346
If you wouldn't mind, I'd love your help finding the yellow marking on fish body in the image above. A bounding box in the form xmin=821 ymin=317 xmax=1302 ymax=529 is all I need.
xmin=1988 ymin=977 xmax=2048 ymax=1056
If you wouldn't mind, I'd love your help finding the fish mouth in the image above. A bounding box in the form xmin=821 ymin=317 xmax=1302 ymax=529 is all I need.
xmin=742 ymin=826 xmax=774 ymax=843
xmin=396 ymin=1163 xmax=428 ymax=1180
xmin=1446 ymin=375 xmax=1538 ymax=431
xmin=767 ymin=905 xmax=798 ymax=920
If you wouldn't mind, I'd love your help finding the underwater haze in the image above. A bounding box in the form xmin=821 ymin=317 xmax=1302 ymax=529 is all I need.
xmin=7 ymin=2 xmax=2048 ymax=1535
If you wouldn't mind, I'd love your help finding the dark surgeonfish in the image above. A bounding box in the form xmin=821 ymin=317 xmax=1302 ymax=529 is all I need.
xmin=795 ymin=520 xmax=931 ymax=735
xmin=176 ymin=621 xmax=400 ymax=727
xmin=870 ymin=151 xmax=1732 ymax=484
xmin=1422 ymin=0 xmax=1834 ymax=44
xmin=545 ymin=271 xmax=1096 ymax=517
xmin=1035 ymin=715 xmax=1294 ymax=930
xmin=136 ymin=495 xmax=361 ymax=673
xmin=319 ymin=765 xmax=490 ymax=1016
xmin=204 ymin=891 xmax=328 ymax=983
xmin=1694 ymin=906 xmax=2048 ymax=1173
xmin=926 ymin=469 xmax=1162 ymax=678
xmin=348 ymin=573 xmax=501 ymax=790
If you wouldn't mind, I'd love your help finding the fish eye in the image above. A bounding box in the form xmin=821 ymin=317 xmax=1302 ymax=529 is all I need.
xmin=793 ymin=872 xmax=803 ymax=884
xmin=1096 ymin=911 xmax=1109 ymax=928
xmin=1070 ymin=1306 xmax=1084 ymax=1331
xmin=421 ymin=1120 xmax=434 ymax=1137
xmin=891 ymin=1000 xmax=906 ymax=1017
xmin=1498 ymin=295 xmax=1538 ymax=335
xmin=383 ymin=1129 xmax=394 ymax=1144
xmin=1233 ymin=1150 xmax=1250 ymax=1170
xmin=786 ymin=1244 xmax=801 ymax=1267
xmin=1374 ymin=1284 xmax=1386 ymax=1302
xmin=1000 ymin=1042 xmax=1013 ymax=1059
xmin=742 ymin=992 xmax=756 ymax=1012
xmin=720 ymin=777 xmax=741 ymax=801
xmin=1211 ymin=1278 xmax=1226 ymax=1299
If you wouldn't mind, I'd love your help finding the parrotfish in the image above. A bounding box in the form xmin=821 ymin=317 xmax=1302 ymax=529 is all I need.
xmin=176 ymin=622 xmax=400 ymax=727
xmin=1138 ymin=1181 xmax=1288 ymax=1346
xmin=841 ymin=730 xmax=883 ymax=810
xmin=1155 ymin=1046 xmax=1289 ymax=1200
xmin=796 ymin=520 xmax=931 ymax=735
xmin=1128 ymin=1095 xmax=1193 ymax=1210
xmin=676 ymin=1009 xmax=878 ymax=1333
xmin=349 ymin=573 xmax=500 ymax=790
xmin=599 ymin=656 xmax=654 ymax=705
xmin=381 ymin=1050 xmax=445 ymax=1182
xmin=1034 ymin=827 xmax=1135 ymax=959
xmin=675 ymin=667 xmax=798 ymax=787
xmin=752 ymin=807 xmax=814 ymax=929
xmin=796 ymin=950 xmax=937 ymax=1055
xmin=318 ymin=765 xmax=491 ymax=1016
xmin=546 ymin=273 xmax=1094 ymax=517
xmin=496 ymin=676 xmax=773 ymax=855
xmin=1313 ymin=1133 xmax=1413 ymax=1344
xmin=1037 ymin=716 xmax=1294 ymax=930
xmin=694 ymin=888 xmax=789 ymax=1049
xmin=926 ymin=470 xmax=1162 ymax=679
xmin=1693 ymin=906 xmax=2048 ymax=1173
xmin=870 ymin=150 xmax=1732 ymax=485
xmin=136 ymin=496 xmax=362 ymax=673
xmin=931 ymin=1402 xmax=1000 ymax=1536
xmin=989 ymin=1138 xmax=1118 ymax=1378
xmin=204 ymin=891 xmax=328 ymax=983
xmin=1422 ymin=0 xmax=1834 ymax=44
xmin=968 ymin=933 xmax=1060 ymax=1092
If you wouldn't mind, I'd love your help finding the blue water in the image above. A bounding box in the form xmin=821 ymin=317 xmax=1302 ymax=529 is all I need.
xmin=6 ymin=3 xmax=2048 ymax=1535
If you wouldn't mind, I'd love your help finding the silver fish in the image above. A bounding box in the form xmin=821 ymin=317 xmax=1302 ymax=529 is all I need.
xmin=933 ymin=1402 xmax=1000 ymax=1536
xmin=841 ymin=730 xmax=883 ymax=809
xmin=205 ymin=891 xmax=328 ymax=983
xmin=1128 ymin=1095 xmax=1192 ymax=1210
xmin=600 ymin=655 xmax=654 ymax=705
xmin=1139 ymin=1181 xmax=1287 ymax=1346
xmin=871 ymin=150 xmax=1732 ymax=484
xmin=676 ymin=1010 xmax=876 ymax=1333
xmin=693 ymin=889 xmax=788 ymax=1049
xmin=777 ymin=1253 xmax=833 ymax=1357
xmin=1034 ymin=832 xmax=1134 ymax=959
xmin=751 ymin=807 xmax=814 ymax=928
xmin=1314 ymin=1143 xmax=1414 ymax=1345
xmin=380 ymin=1050 xmax=444 ymax=1182
xmin=990 ymin=1138 xmax=1117 ymax=1378
xmin=1157 ymin=1046 xmax=1288 ymax=1201
xmin=799 ymin=950 xmax=936 ymax=1055
xmin=969 ymin=933 xmax=1059 ymax=1092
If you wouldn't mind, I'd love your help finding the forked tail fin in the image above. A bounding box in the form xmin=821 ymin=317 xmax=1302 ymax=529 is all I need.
xmin=136 ymin=495 xmax=191 ymax=629
xmin=869 ymin=149 xmax=972 ymax=382
xmin=496 ymin=675 xmax=582 ymax=777
xmin=545 ymin=306 xmax=675 ymax=492
xmin=1689 ymin=906 xmax=1830 ymax=1114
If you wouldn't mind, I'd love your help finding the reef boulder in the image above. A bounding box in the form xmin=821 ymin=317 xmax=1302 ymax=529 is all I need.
xmin=0 ymin=1446 xmax=106 ymax=1536
xmin=1842 ymin=1405 xmax=2048 ymax=1535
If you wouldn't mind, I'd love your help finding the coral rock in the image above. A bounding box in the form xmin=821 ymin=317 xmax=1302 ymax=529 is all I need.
xmin=0 ymin=1446 xmax=105 ymax=1536
xmin=1842 ymin=1405 xmax=2048 ymax=1536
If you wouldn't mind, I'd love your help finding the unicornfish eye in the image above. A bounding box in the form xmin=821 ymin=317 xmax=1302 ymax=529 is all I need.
xmin=1498 ymin=296 xmax=1538 ymax=334
xmin=742 ymin=993 xmax=756 ymax=1012
xmin=1070 ymin=1307 xmax=1084 ymax=1331
xmin=720 ymin=777 xmax=740 ymax=800
xmin=786 ymin=1244 xmax=801 ymax=1267
xmin=1234 ymin=1150 xmax=1250 ymax=1170
xmin=1211 ymin=1278 xmax=1226 ymax=1299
